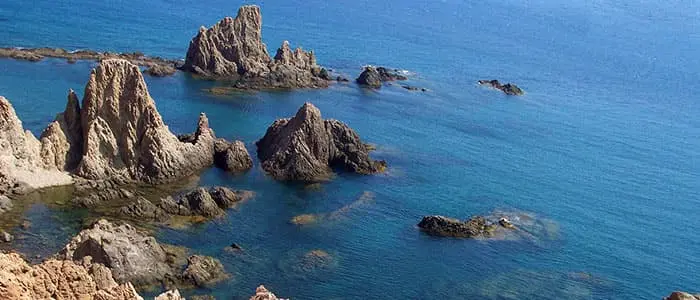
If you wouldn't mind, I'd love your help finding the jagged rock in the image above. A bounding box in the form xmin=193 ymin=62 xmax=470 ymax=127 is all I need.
xmin=256 ymin=102 xmax=386 ymax=182
xmin=119 ymin=197 xmax=169 ymax=222
xmin=478 ymin=79 xmax=524 ymax=96
xmin=181 ymin=255 xmax=229 ymax=287
xmin=159 ymin=186 xmax=253 ymax=218
xmin=666 ymin=292 xmax=700 ymax=300
xmin=39 ymin=89 xmax=83 ymax=172
xmin=183 ymin=5 xmax=330 ymax=89
xmin=75 ymin=59 xmax=216 ymax=184
xmin=214 ymin=139 xmax=253 ymax=173
xmin=250 ymin=286 xmax=282 ymax=300
xmin=418 ymin=215 xmax=515 ymax=238
xmin=0 ymin=96 xmax=73 ymax=194
xmin=0 ymin=252 xmax=143 ymax=300
xmin=144 ymin=64 xmax=177 ymax=77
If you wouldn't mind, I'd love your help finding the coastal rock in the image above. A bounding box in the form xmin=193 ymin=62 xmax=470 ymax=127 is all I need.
xmin=144 ymin=64 xmax=177 ymax=77
xmin=155 ymin=290 xmax=185 ymax=300
xmin=214 ymin=139 xmax=253 ymax=173
xmin=75 ymin=59 xmax=216 ymax=184
xmin=119 ymin=197 xmax=170 ymax=222
xmin=159 ymin=186 xmax=253 ymax=218
xmin=0 ymin=96 xmax=73 ymax=194
xmin=418 ymin=214 xmax=520 ymax=238
xmin=183 ymin=5 xmax=330 ymax=89
xmin=478 ymin=79 xmax=524 ymax=96
xmin=356 ymin=66 xmax=407 ymax=88
xmin=1 ymin=230 xmax=13 ymax=242
xmin=250 ymin=285 xmax=282 ymax=300
xmin=0 ymin=195 xmax=12 ymax=214
xmin=0 ymin=47 xmax=180 ymax=69
xmin=39 ymin=89 xmax=83 ymax=172
xmin=181 ymin=255 xmax=229 ymax=287
xmin=57 ymin=219 xmax=178 ymax=287
xmin=256 ymin=102 xmax=385 ymax=182
xmin=0 ymin=252 xmax=143 ymax=300
xmin=666 ymin=292 xmax=700 ymax=300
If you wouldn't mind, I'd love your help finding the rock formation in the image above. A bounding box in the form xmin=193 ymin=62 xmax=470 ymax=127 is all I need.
xmin=76 ymin=59 xmax=216 ymax=184
xmin=214 ymin=139 xmax=253 ymax=173
xmin=256 ymin=102 xmax=386 ymax=182
xmin=0 ymin=252 xmax=142 ymax=300
xmin=159 ymin=186 xmax=254 ymax=218
xmin=0 ymin=96 xmax=73 ymax=195
xmin=182 ymin=5 xmax=330 ymax=89
xmin=478 ymin=79 xmax=524 ymax=95
xmin=666 ymin=292 xmax=700 ymax=300
xmin=144 ymin=65 xmax=177 ymax=77
xmin=418 ymin=215 xmax=514 ymax=238
xmin=356 ymin=66 xmax=408 ymax=88
xmin=39 ymin=89 xmax=83 ymax=172
xmin=119 ymin=197 xmax=170 ymax=222
xmin=180 ymin=255 xmax=229 ymax=287
xmin=57 ymin=219 xmax=229 ymax=289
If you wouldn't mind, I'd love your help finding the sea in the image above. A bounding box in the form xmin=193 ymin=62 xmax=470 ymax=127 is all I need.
xmin=0 ymin=0 xmax=698 ymax=299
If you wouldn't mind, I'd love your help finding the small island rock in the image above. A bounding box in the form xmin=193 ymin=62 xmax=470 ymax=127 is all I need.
xmin=478 ymin=79 xmax=524 ymax=96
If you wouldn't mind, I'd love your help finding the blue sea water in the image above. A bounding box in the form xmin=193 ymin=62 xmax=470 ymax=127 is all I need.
xmin=1 ymin=0 xmax=699 ymax=299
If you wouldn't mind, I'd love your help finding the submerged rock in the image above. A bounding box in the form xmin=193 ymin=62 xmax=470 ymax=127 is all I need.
xmin=256 ymin=102 xmax=386 ymax=182
xmin=0 ymin=252 xmax=143 ymax=300
xmin=182 ymin=5 xmax=330 ymax=89
xmin=214 ymin=138 xmax=253 ymax=173
xmin=666 ymin=292 xmax=700 ymax=300
xmin=478 ymin=79 xmax=524 ymax=96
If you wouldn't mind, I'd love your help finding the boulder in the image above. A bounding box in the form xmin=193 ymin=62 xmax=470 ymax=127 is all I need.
xmin=159 ymin=186 xmax=254 ymax=218
xmin=355 ymin=66 xmax=382 ymax=88
xmin=478 ymin=79 xmax=524 ymax=96
xmin=76 ymin=59 xmax=216 ymax=184
xmin=0 ymin=252 xmax=143 ymax=300
xmin=144 ymin=64 xmax=177 ymax=77
xmin=182 ymin=5 xmax=330 ymax=89
xmin=250 ymin=285 xmax=282 ymax=300
xmin=665 ymin=292 xmax=700 ymax=300
xmin=256 ymin=102 xmax=386 ymax=182
xmin=214 ymin=139 xmax=253 ymax=173
xmin=181 ymin=255 xmax=229 ymax=287
xmin=418 ymin=215 xmax=516 ymax=238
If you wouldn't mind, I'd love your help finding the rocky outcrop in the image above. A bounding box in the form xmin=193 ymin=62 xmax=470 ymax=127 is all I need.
xmin=356 ymin=66 xmax=408 ymax=88
xmin=159 ymin=186 xmax=254 ymax=218
xmin=182 ymin=5 xmax=330 ymax=89
xmin=144 ymin=65 xmax=177 ymax=77
xmin=418 ymin=215 xmax=515 ymax=238
xmin=0 ymin=47 xmax=180 ymax=75
xmin=0 ymin=252 xmax=143 ymax=300
xmin=39 ymin=89 xmax=83 ymax=172
xmin=256 ymin=102 xmax=386 ymax=182
xmin=181 ymin=255 xmax=229 ymax=287
xmin=214 ymin=139 xmax=253 ymax=173
xmin=76 ymin=59 xmax=216 ymax=184
xmin=0 ymin=96 xmax=73 ymax=195
xmin=478 ymin=79 xmax=524 ymax=96
xmin=250 ymin=285 xmax=283 ymax=300
xmin=155 ymin=290 xmax=185 ymax=300
xmin=119 ymin=197 xmax=170 ymax=222
xmin=666 ymin=292 xmax=700 ymax=300
xmin=57 ymin=219 xmax=229 ymax=289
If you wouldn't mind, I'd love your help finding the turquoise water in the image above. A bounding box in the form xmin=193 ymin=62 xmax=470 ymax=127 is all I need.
xmin=1 ymin=0 xmax=699 ymax=299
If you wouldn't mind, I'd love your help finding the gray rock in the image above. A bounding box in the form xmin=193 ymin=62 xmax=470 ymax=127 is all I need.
xmin=119 ymin=197 xmax=169 ymax=222
xmin=214 ymin=139 xmax=253 ymax=173
xmin=181 ymin=255 xmax=228 ymax=287
xmin=256 ymin=102 xmax=386 ymax=182
xmin=417 ymin=215 xmax=512 ymax=238
xmin=1 ymin=230 xmax=13 ymax=242
xmin=159 ymin=186 xmax=253 ymax=218
xmin=478 ymin=79 xmax=524 ymax=96
xmin=355 ymin=66 xmax=382 ymax=88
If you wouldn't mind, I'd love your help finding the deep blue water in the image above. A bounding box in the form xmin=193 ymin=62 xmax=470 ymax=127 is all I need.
xmin=1 ymin=0 xmax=699 ymax=299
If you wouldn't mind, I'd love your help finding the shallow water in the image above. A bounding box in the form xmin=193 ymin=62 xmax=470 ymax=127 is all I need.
xmin=1 ymin=0 xmax=699 ymax=299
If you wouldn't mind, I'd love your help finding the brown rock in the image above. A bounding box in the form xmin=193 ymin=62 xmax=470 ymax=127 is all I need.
xmin=159 ymin=186 xmax=253 ymax=218
xmin=250 ymin=285 xmax=283 ymax=300
xmin=181 ymin=255 xmax=229 ymax=287
xmin=155 ymin=290 xmax=185 ymax=300
xmin=39 ymin=89 xmax=83 ymax=172
xmin=665 ymin=292 xmax=700 ymax=300
xmin=144 ymin=64 xmax=177 ymax=77
xmin=214 ymin=139 xmax=253 ymax=173
xmin=256 ymin=102 xmax=385 ymax=182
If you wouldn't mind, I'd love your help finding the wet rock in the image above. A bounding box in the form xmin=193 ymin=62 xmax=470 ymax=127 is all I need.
xmin=250 ymin=285 xmax=282 ymax=300
xmin=0 ymin=252 xmax=142 ymax=300
xmin=666 ymin=292 xmax=700 ymax=300
xmin=181 ymin=255 xmax=229 ymax=287
xmin=256 ymin=102 xmax=386 ymax=182
xmin=214 ymin=138 xmax=253 ymax=173
xmin=1 ymin=230 xmax=13 ymax=242
xmin=183 ymin=6 xmax=330 ymax=89
xmin=478 ymin=79 xmax=524 ymax=96
xmin=418 ymin=215 xmax=495 ymax=238
xmin=159 ymin=186 xmax=253 ymax=218
xmin=145 ymin=64 xmax=177 ymax=77
xmin=401 ymin=85 xmax=428 ymax=92
xmin=356 ymin=66 xmax=382 ymax=88
xmin=119 ymin=197 xmax=170 ymax=222
xmin=376 ymin=67 xmax=408 ymax=81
